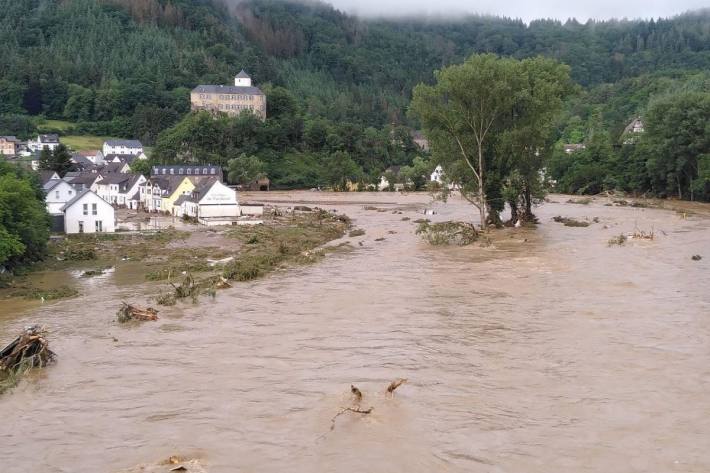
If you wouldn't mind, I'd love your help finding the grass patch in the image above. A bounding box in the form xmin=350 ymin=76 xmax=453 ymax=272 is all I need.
xmin=608 ymin=234 xmax=627 ymax=246
xmin=61 ymin=135 xmax=113 ymax=151
xmin=10 ymin=285 xmax=78 ymax=301
xmin=223 ymin=211 xmax=349 ymax=282
xmin=416 ymin=221 xmax=478 ymax=246
xmin=37 ymin=119 xmax=75 ymax=131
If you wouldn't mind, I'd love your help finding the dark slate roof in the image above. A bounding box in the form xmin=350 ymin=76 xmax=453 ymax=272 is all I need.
xmin=71 ymin=154 xmax=94 ymax=167
xmin=151 ymin=165 xmax=222 ymax=178
xmin=0 ymin=135 xmax=19 ymax=142
xmin=236 ymin=70 xmax=250 ymax=79
xmin=63 ymin=171 xmax=82 ymax=181
xmin=39 ymin=134 xmax=59 ymax=143
xmin=68 ymin=173 xmax=101 ymax=186
xmin=43 ymin=179 xmax=66 ymax=192
xmin=38 ymin=170 xmax=60 ymax=184
xmin=192 ymin=85 xmax=264 ymax=95
xmin=105 ymin=153 xmax=140 ymax=164
xmin=104 ymin=139 xmax=143 ymax=148
xmin=95 ymin=162 xmax=126 ymax=174
xmin=174 ymin=195 xmax=195 ymax=206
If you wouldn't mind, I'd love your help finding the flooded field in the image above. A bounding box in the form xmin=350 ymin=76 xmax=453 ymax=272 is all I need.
xmin=1 ymin=192 xmax=709 ymax=473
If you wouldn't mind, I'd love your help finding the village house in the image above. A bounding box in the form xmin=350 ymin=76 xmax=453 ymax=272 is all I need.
xmin=622 ymin=117 xmax=645 ymax=144
xmin=174 ymin=179 xmax=239 ymax=225
xmin=104 ymin=152 xmax=147 ymax=164
xmin=93 ymin=173 xmax=146 ymax=207
xmin=0 ymin=136 xmax=20 ymax=156
xmin=64 ymin=172 xmax=102 ymax=192
xmin=563 ymin=143 xmax=587 ymax=154
xmin=151 ymin=164 xmax=222 ymax=180
xmin=191 ymin=70 xmax=267 ymax=120
xmin=27 ymin=134 xmax=60 ymax=153
xmin=73 ymin=150 xmax=105 ymax=165
xmin=102 ymin=140 xmax=143 ymax=156
xmin=44 ymin=179 xmax=77 ymax=215
xmin=39 ymin=170 xmax=61 ymax=185
xmin=61 ymin=190 xmax=115 ymax=234
xmin=430 ymin=164 xmax=444 ymax=184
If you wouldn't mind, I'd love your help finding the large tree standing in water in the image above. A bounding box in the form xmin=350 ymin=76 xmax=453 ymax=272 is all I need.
xmin=410 ymin=54 xmax=572 ymax=227
xmin=410 ymin=54 xmax=521 ymax=229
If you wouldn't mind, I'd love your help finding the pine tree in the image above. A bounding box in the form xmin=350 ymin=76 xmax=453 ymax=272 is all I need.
xmin=38 ymin=147 xmax=53 ymax=170
xmin=51 ymin=144 xmax=75 ymax=177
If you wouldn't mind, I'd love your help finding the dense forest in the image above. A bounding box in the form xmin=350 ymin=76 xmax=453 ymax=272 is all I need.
xmin=0 ymin=0 xmax=708 ymax=196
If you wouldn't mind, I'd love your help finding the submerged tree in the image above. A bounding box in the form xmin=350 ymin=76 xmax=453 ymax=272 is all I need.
xmin=227 ymin=154 xmax=267 ymax=186
xmin=410 ymin=54 xmax=572 ymax=227
xmin=410 ymin=54 xmax=520 ymax=229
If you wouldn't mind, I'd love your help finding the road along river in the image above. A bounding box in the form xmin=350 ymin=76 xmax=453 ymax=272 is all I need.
xmin=0 ymin=192 xmax=709 ymax=473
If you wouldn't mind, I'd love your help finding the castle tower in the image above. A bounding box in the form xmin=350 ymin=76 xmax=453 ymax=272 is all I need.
xmin=234 ymin=70 xmax=252 ymax=87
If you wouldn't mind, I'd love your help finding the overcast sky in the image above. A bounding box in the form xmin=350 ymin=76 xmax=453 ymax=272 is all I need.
xmin=325 ymin=0 xmax=707 ymax=22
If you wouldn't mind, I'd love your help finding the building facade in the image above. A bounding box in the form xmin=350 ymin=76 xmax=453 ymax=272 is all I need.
xmin=103 ymin=140 xmax=143 ymax=156
xmin=191 ymin=70 xmax=266 ymax=120
xmin=0 ymin=136 xmax=19 ymax=156
xmin=61 ymin=190 xmax=115 ymax=234
xmin=28 ymin=134 xmax=60 ymax=153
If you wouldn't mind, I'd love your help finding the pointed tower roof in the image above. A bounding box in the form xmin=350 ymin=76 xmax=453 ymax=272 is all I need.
xmin=236 ymin=70 xmax=250 ymax=78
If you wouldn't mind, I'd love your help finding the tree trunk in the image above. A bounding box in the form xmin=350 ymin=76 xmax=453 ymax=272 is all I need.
xmin=509 ymin=199 xmax=519 ymax=225
xmin=524 ymin=184 xmax=533 ymax=221
xmin=477 ymin=146 xmax=487 ymax=230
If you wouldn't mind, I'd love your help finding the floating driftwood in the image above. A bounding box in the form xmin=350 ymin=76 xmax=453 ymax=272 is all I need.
xmin=0 ymin=325 xmax=56 ymax=373
xmin=1 ymin=325 xmax=56 ymax=393
xmin=386 ymin=378 xmax=407 ymax=395
xmin=117 ymin=302 xmax=159 ymax=323
xmin=330 ymin=406 xmax=374 ymax=431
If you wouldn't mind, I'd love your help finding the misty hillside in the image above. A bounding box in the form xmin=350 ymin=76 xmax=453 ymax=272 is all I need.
xmin=1 ymin=0 xmax=709 ymax=131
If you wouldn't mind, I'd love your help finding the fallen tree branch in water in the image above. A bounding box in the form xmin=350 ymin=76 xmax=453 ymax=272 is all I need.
xmin=0 ymin=325 xmax=56 ymax=394
xmin=330 ymin=406 xmax=374 ymax=431
xmin=386 ymin=378 xmax=407 ymax=395
xmin=117 ymin=302 xmax=159 ymax=322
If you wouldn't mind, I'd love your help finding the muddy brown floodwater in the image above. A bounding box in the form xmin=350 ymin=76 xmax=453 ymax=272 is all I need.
xmin=1 ymin=192 xmax=709 ymax=473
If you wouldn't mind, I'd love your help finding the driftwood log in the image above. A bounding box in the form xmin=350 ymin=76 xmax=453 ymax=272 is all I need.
xmin=117 ymin=303 xmax=159 ymax=323
xmin=0 ymin=325 xmax=56 ymax=373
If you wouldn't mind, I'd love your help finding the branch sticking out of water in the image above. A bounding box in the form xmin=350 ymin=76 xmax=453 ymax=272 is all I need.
xmin=330 ymin=406 xmax=374 ymax=431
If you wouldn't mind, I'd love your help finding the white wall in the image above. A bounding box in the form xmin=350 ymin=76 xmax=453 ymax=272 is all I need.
xmin=197 ymin=182 xmax=239 ymax=218
xmin=46 ymin=181 xmax=76 ymax=215
xmin=64 ymin=192 xmax=115 ymax=234
xmin=103 ymin=143 xmax=143 ymax=156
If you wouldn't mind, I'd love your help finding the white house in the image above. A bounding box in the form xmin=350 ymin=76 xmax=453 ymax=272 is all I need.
xmin=175 ymin=180 xmax=239 ymax=225
xmin=61 ymin=190 xmax=115 ymax=234
xmin=93 ymin=173 xmax=145 ymax=206
xmin=103 ymin=140 xmax=143 ymax=156
xmin=44 ymin=179 xmax=77 ymax=214
xmin=28 ymin=134 xmax=60 ymax=153
xmin=430 ymin=165 xmax=444 ymax=184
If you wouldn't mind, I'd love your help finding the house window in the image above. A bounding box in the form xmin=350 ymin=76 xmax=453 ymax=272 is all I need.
xmin=179 ymin=168 xmax=184 ymax=174
xmin=202 ymin=168 xmax=207 ymax=174
xmin=83 ymin=203 xmax=88 ymax=215
xmin=170 ymin=169 xmax=174 ymax=175
xmin=92 ymin=203 xmax=97 ymax=215
xmin=78 ymin=221 xmax=84 ymax=233
xmin=55 ymin=190 xmax=60 ymax=198
xmin=95 ymin=220 xmax=103 ymax=232
xmin=187 ymin=168 xmax=192 ymax=175
xmin=68 ymin=190 xmax=72 ymax=196
xmin=210 ymin=169 xmax=216 ymax=175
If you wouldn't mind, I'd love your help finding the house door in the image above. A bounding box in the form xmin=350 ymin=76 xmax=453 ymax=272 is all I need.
xmin=95 ymin=220 xmax=103 ymax=232
xmin=78 ymin=221 xmax=84 ymax=233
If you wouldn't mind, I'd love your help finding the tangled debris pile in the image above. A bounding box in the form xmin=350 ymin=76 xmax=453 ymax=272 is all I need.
xmin=117 ymin=303 xmax=159 ymax=323
xmin=0 ymin=325 xmax=56 ymax=393
xmin=416 ymin=221 xmax=478 ymax=246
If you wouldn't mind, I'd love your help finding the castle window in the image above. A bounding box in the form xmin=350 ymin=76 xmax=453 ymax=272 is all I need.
xmin=202 ymin=168 xmax=207 ymax=175
xmin=179 ymin=168 xmax=184 ymax=174
xmin=187 ymin=168 xmax=192 ymax=175
xmin=170 ymin=169 xmax=174 ymax=175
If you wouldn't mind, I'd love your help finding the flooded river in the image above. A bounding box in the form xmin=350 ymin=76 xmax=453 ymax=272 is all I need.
xmin=1 ymin=192 xmax=709 ymax=472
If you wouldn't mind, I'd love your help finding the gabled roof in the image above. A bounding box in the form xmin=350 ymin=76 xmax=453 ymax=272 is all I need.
xmin=43 ymin=179 xmax=69 ymax=192
xmin=192 ymin=85 xmax=264 ymax=95
xmin=38 ymin=134 xmax=59 ymax=143
xmin=67 ymin=173 xmax=101 ymax=186
xmin=105 ymin=153 xmax=139 ymax=164
xmin=71 ymin=154 xmax=94 ymax=167
xmin=38 ymin=170 xmax=60 ymax=184
xmin=236 ymin=70 xmax=250 ymax=79
xmin=104 ymin=139 xmax=143 ymax=148
xmin=0 ymin=136 xmax=19 ymax=142
xmin=59 ymin=189 xmax=111 ymax=212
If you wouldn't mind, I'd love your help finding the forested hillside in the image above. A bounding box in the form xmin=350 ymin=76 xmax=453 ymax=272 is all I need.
xmin=0 ymin=0 xmax=708 ymax=195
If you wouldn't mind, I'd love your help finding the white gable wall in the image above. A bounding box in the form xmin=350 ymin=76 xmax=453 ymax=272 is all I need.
xmin=64 ymin=192 xmax=115 ymax=234
xmin=197 ymin=181 xmax=239 ymax=218
xmin=45 ymin=181 xmax=77 ymax=214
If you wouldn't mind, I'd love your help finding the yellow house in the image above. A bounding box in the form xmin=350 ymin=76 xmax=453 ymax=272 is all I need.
xmin=161 ymin=177 xmax=195 ymax=214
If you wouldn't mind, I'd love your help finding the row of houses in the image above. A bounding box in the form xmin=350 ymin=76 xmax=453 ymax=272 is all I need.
xmin=1 ymin=134 xmax=61 ymax=158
